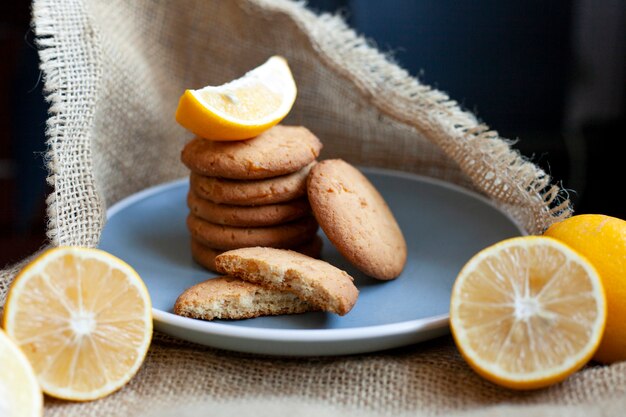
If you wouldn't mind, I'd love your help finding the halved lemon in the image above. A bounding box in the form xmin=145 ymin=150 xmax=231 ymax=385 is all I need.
xmin=450 ymin=236 xmax=606 ymax=389
xmin=0 ymin=328 xmax=43 ymax=417
xmin=3 ymin=247 xmax=153 ymax=401
xmin=175 ymin=55 xmax=297 ymax=141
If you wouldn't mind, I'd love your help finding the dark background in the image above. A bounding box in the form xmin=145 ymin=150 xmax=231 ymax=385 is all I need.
xmin=1 ymin=0 xmax=624 ymax=267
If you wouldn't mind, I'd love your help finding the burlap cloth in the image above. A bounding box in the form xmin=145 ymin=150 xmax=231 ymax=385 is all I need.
xmin=1 ymin=0 xmax=624 ymax=415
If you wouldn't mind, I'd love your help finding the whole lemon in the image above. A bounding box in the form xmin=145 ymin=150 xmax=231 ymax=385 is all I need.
xmin=544 ymin=214 xmax=626 ymax=363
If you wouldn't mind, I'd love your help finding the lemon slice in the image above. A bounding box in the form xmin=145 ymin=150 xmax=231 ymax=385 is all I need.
xmin=3 ymin=247 xmax=153 ymax=401
xmin=450 ymin=236 xmax=606 ymax=389
xmin=0 ymin=328 xmax=42 ymax=417
xmin=175 ymin=55 xmax=297 ymax=141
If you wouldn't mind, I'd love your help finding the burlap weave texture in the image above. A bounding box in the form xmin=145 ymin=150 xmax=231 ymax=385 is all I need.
xmin=2 ymin=0 xmax=623 ymax=416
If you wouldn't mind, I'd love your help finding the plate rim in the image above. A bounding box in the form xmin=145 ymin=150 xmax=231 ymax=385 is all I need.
xmin=105 ymin=167 xmax=526 ymax=344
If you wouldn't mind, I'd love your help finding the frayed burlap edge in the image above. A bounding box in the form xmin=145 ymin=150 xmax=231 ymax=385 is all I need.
xmin=0 ymin=0 xmax=105 ymax=305
xmin=34 ymin=0 xmax=106 ymax=249
xmin=243 ymin=0 xmax=571 ymax=234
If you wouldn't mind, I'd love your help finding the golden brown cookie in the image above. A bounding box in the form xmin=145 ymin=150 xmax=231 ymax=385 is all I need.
xmin=181 ymin=125 xmax=322 ymax=179
xmin=307 ymin=159 xmax=407 ymax=280
xmin=187 ymin=214 xmax=318 ymax=251
xmin=189 ymin=162 xmax=314 ymax=206
xmin=190 ymin=236 xmax=324 ymax=272
xmin=187 ymin=192 xmax=311 ymax=227
xmin=174 ymin=276 xmax=317 ymax=321
xmin=215 ymin=247 xmax=358 ymax=316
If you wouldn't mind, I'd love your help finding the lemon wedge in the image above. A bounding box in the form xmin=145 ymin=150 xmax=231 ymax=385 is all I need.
xmin=175 ymin=56 xmax=297 ymax=140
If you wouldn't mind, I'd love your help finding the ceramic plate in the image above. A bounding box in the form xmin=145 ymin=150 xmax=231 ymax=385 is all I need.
xmin=100 ymin=168 xmax=524 ymax=356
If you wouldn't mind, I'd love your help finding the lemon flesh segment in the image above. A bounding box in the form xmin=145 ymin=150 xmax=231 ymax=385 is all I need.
xmin=3 ymin=247 xmax=153 ymax=401
xmin=175 ymin=55 xmax=297 ymax=141
xmin=450 ymin=236 xmax=606 ymax=389
xmin=196 ymin=84 xmax=282 ymax=121
xmin=0 ymin=329 xmax=43 ymax=417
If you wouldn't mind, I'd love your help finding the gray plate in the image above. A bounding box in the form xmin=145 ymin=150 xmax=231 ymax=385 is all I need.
xmin=100 ymin=168 xmax=524 ymax=356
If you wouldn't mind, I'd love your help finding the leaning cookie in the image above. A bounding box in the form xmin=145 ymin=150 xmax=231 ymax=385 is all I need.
xmin=215 ymin=247 xmax=358 ymax=316
xmin=190 ymin=236 xmax=324 ymax=272
xmin=174 ymin=276 xmax=317 ymax=320
xmin=307 ymin=159 xmax=407 ymax=280
xmin=181 ymin=125 xmax=322 ymax=179
xmin=187 ymin=192 xmax=311 ymax=227
xmin=189 ymin=162 xmax=314 ymax=206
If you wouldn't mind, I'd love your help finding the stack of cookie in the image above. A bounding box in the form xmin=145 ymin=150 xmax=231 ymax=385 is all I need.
xmin=181 ymin=125 xmax=324 ymax=272
xmin=174 ymin=157 xmax=408 ymax=322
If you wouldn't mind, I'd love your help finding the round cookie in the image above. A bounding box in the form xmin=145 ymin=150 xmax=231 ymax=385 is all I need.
xmin=173 ymin=276 xmax=317 ymax=321
xmin=187 ymin=214 xmax=319 ymax=251
xmin=189 ymin=162 xmax=314 ymax=206
xmin=187 ymin=192 xmax=311 ymax=227
xmin=215 ymin=247 xmax=358 ymax=316
xmin=190 ymin=236 xmax=323 ymax=272
xmin=181 ymin=125 xmax=322 ymax=180
xmin=307 ymin=159 xmax=407 ymax=280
